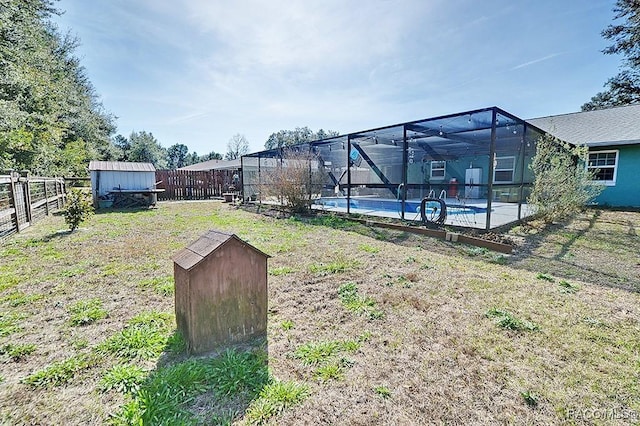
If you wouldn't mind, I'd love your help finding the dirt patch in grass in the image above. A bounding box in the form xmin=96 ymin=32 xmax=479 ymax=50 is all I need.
xmin=1 ymin=201 xmax=639 ymax=424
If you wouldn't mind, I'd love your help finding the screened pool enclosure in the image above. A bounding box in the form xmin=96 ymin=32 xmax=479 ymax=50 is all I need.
xmin=241 ymin=107 xmax=546 ymax=230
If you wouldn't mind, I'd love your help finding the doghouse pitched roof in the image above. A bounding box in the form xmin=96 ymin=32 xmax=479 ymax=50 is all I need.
xmin=173 ymin=230 xmax=269 ymax=271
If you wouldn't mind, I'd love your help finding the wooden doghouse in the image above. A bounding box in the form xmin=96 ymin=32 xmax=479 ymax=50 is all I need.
xmin=172 ymin=230 xmax=269 ymax=354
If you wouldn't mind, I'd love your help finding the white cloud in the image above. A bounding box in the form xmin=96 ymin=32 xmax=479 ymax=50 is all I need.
xmin=179 ymin=1 xmax=432 ymax=71
xmin=54 ymin=0 xmax=622 ymax=156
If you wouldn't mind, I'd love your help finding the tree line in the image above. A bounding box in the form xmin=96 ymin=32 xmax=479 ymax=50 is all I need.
xmin=0 ymin=0 xmax=336 ymax=175
xmin=4 ymin=0 xmax=636 ymax=177
xmin=0 ymin=1 xmax=246 ymax=175
xmin=0 ymin=0 xmax=115 ymax=176
xmin=109 ymin=131 xmax=225 ymax=171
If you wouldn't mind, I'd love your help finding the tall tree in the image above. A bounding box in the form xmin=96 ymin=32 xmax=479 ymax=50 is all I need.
xmin=264 ymin=127 xmax=339 ymax=150
xmin=128 ymin=131 xmax=167 ymax=169
xmin=225 ymin=133 xmax=249 ymax=160
xmin=184 ymin=152 xmax=200 ymax=166
xmin=112 ymin=134 xmax=131 ymax=161
xmin=582 ymin=0 xmax=640 ymax=110
xmin=0 ymin=0 xmax=116 ymax=175
xmin=166 ymin=143 xmax=189 ymax=169
xmin=199 ymin=151 xmax=223 ymax=161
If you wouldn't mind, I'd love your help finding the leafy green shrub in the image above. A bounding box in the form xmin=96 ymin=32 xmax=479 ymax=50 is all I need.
xmin=207 ymin=349 xmax=270 ymax=396
xmin=0 ymin=291 xmax=43 ymax=307
xmin=485 ymin=308 xmax=539 ymax=332
xmin=110 ymin=349 xmax=269 ymax=425
xmin=245 ymin=380 xmax=309 ymax=425
xmin=0 ymin=343 xmax=36 ymax=361
xmin=0 ymin=312 xmax=25 ymax=336
xmin=68 ymin=298 xmax=108 ymax=326
xmin=269 ymin=266 xmax=296 ymax=276
xmin=100 ymin=324 xmax=167 ymax=360
xmin=528 ymin=133 xmax=603 ymax=223
xmin=358 ymin=244 xmax=380 ymax=253
xmin=98 ymin=311 xmax=173 ymax=360
xmin=375 ymin=385 xmax=392 ymax=399
xmin=309 ymin=258 xmax=358 ymax=275
xmin=23 ymin=354 xmax=98 ymax=388
xmin=313 ymin=362 xmax=344 ymax=382
xmin=338 ymin=282 xmax=384 ymax=320
xmin=281 ymin=320 xmax=294 ymax=331
xmin=558 ymin=280 xmax=580 ymax=294
xmin=165 ymin=330 xmax=187 ymax=354
xmin=99 ymin=364 xmax=147 ymax=394
xmin=293 ymin=341 xmax=342 ymax=365
xmin=64 ymin=189 xmax=94 ymax=231
xmin=138 ymin=276 xmax=174 ymax=296
xmin=536 ymin=273 xmax=554 ymax=282
xmin=464 ymin=247 xmax=489 ymax=257
xmin=293 ymin=339 xmax=359 ymax=384
xmin=521 ymin=390 xmax=539 ymax=407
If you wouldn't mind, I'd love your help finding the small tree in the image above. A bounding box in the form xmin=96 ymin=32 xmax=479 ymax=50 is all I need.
xmin=64 ymin=189 xmax=94 ymax=231
xmin=166 ymin=143 xmax=189 ymax=169
xmin=260 ymin=149 xmax=325 ymax=214
xmin=528 ymin=134 xmax=603 ymax=223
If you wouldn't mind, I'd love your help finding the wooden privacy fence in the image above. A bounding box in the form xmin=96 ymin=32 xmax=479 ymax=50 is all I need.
xmin=156 ymin=170 xmax=238 ymax=201
xmin=0 ymin=172 xmax=66 ymax=242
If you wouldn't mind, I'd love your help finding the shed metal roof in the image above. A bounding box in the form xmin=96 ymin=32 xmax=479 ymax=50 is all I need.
xmin=527 ymin=103 xmax=640 ymax=147
xmin=88 ymin=161 xmax=156 ymax=172
xmin=172 ymin=230 xmax=269 ymax=271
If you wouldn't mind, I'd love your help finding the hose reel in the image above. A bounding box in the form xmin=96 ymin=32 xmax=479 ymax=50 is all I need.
xmin=420 ymin=197 xmax=447 ymax=225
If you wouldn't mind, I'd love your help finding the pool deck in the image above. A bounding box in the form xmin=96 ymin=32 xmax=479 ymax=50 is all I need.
xmin=311 ymin=197 xmax=533 ymax=229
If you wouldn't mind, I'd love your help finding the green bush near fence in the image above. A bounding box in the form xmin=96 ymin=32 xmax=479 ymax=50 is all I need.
xmin=64 ymin=189 xmax=94 ymax=231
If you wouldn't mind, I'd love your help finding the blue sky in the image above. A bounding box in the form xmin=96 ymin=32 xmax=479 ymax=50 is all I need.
xmin=54 ymin=0 xmax=621 ymax=156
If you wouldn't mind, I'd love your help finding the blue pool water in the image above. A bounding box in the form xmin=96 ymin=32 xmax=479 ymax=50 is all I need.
xmin=314 ymin=197 xmax=487 ymax=215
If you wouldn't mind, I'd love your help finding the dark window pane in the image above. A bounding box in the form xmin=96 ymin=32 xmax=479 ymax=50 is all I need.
xmin=495 ymin=170 xmax=513 ymax=182
xmin=593 ymin=168 xmax=614 ymax=181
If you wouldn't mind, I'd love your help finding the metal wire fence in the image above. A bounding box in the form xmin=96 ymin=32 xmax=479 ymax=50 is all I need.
xmin=0 ymin=172 xmax=66 ymax=242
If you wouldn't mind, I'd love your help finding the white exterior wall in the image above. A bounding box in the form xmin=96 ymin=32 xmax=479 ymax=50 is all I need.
xmin=90 ymin=170 xmax=156 ymax=198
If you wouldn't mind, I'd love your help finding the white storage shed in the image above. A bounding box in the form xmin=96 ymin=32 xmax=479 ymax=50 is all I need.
xmin=88 ymin=161 xmax=159 ymax=208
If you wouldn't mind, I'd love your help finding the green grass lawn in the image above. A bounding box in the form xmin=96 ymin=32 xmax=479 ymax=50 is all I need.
xmin=0 ymin=202 xmax=639 ymax=425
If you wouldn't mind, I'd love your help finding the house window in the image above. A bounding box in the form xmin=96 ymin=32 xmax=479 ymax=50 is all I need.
xmin=430 ymin=161 xmax=446 ymax=180
xmin=493 ymin=156 xmax=515 ymax=183
xmin=588 ymin=150 xmax=618 ymax=185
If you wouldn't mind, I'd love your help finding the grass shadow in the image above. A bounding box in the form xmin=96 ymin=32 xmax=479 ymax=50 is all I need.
xmin=28 ymin=228 xmax=73 ymax=243
xmin=290 ymin=212 xmax=416 ymax=244
xmin=506 ymin=210 xmax=640 ymax=292
xmin=551 ymin=210 xmax=601 ymax=261
xmin=94 ymin=207 xmax=156 ymax=215
xmin=108 ymin=330 xmax=271 ymax=425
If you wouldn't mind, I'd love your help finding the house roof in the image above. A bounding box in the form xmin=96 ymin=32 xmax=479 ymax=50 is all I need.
xmin=89 ymin=161 xmax=156 ymax=172
xmin=527 ymin=103 xmax=640 ymax=147
xmin=172 ymin=230 xmax=269 ymax=271
xmin=178 ymin=158 xmax=242 ymax=171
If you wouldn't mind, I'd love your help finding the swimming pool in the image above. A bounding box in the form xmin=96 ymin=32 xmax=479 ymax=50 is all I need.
xmin=313 ymin=197 xmax=487 ymax=216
